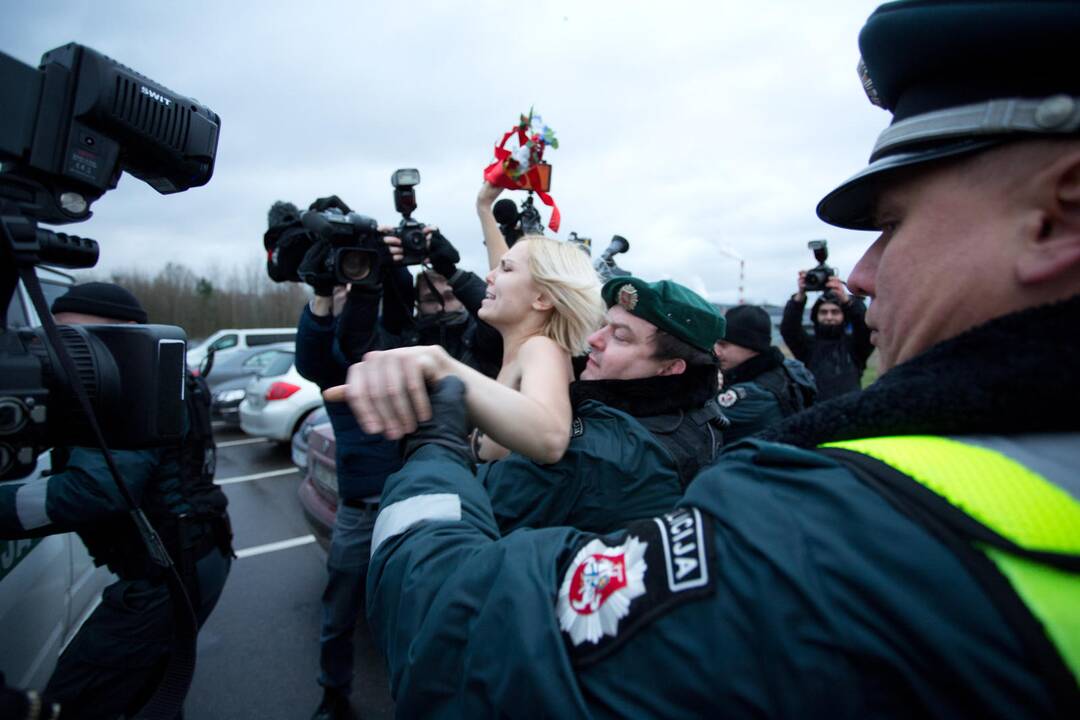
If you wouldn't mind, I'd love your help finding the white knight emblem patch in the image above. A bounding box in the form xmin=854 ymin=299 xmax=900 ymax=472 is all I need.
xmin=557 ymin=536 xmax=648 ymax=646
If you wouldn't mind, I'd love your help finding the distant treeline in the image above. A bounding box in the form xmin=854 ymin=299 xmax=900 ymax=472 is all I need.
xmin=85 ymin=260 xmax=309 ymax=342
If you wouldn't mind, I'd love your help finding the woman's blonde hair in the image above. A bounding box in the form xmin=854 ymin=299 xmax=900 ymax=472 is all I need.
xmin=522 ymin=235 xmax=605 ymax=355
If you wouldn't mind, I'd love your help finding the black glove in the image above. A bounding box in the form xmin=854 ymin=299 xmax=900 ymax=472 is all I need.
xmin=426 ymin=230 xmax=460 ymax=279
xmin=297 ymin=238 xmax=336 ymax=296
xmin=401 ymin=376 xmax=472 ymax=467
xmin=308 ymin=195 xmax=352 ymax=214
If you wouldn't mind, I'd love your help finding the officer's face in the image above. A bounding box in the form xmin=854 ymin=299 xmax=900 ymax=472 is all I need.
xmin=712 ymin=340 xmax=758 ymax=372
xmin=847 ymin=151 xmax=1020 ymax=373
xmin=581 ymin=306 xmax=678 ymax=381
xmin=52 ymin=311 xmax=135 ymax=325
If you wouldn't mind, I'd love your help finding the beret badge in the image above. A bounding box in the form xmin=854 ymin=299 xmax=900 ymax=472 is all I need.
xmin=857 ymin=58 xmax=885 ymax=109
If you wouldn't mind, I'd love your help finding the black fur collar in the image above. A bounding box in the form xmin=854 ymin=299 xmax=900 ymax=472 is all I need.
xmin=722 ymin=347 xmax=784 ymax=388
xmin=762 ymin=296 xmax=1080 ymax=448
xmin=570 ymin=362 xmax=720 ymax=418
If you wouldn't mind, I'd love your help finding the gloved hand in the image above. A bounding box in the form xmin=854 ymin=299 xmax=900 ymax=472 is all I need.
xmin=309 ymin=195 xmax=352 ymax=214
xmin=426 ymin=230 xmax=460 ymax=279
xmin=401 ymin=376 xmax=472 ymax=467
xmin=297 ymin=238 xmax=336 ymax=296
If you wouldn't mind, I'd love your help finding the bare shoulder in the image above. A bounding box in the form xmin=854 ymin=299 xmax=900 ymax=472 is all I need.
xmin=519 ymin=335 xmax=569 ymax=362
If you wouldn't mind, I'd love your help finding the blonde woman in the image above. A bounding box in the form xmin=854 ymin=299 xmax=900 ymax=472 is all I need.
xmin=332 ymin=234 xmax=604 ymax=465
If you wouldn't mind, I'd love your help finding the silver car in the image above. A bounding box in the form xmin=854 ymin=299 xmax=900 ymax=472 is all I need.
xmin=238 ymin=350 xmax=323 ymax=443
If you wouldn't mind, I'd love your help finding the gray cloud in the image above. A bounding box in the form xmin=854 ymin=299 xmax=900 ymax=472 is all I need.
xmin=3 ymin=0 xmax=887 ymax=303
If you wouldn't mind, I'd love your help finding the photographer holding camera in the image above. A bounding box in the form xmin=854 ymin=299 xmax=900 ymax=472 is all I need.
xmin=0 ymin=283 xmax=233 ymax=720
xmin=781 ymin=241 xmax=873 ymax=400
xmin=267 ymin=183 xmax=501 ymax=720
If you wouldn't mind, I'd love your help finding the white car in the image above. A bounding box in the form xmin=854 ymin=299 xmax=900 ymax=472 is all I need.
xmin=238 ymin=349 xmax=323 ymax=443
xmin=187 ymin=327 xmax=297 ymax=369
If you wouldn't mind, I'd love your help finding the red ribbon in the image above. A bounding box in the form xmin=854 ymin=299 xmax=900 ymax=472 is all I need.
xmin=483 ymin=126 xmax=561 ymax=233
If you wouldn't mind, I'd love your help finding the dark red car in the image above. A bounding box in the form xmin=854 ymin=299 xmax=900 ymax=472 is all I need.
xmin=297 ymin=424 xmax=337 ymax=549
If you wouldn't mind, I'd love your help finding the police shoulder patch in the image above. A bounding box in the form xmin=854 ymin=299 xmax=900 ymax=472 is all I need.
xmin=718 ymin=388 xmax=744 ymax=407
xmin=556 ymin=507 xmax=715 ymax=666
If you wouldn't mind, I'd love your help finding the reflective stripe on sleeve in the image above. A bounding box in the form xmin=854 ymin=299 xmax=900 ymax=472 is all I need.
xmin=15 ymin=480 xmax=51 ymax=530
xmin=371 ymin=493 xmax=462 ymax=558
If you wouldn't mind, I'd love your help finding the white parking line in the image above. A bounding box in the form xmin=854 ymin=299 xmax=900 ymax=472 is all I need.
xmin=217 ymin=437 xmax=272 ymax=448
xmin=235 ymin=534 xmax=317 ymax=559
xmin=215 ymin=467 xmax=299 ymax=485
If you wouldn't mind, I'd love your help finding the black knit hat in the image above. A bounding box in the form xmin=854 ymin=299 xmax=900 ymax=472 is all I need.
xmin=723 ymin=305 xmax=772 ymax=353
xmin=51 ymin=282 xmax=148 ymax=323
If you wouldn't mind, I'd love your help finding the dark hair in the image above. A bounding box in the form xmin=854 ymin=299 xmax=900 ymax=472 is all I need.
xmin=652 ymin=330 xmax=717 ymax=368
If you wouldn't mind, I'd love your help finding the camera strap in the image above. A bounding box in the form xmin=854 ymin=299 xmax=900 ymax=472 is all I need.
xmin=17 ymin=265 xmax=198 ymax=720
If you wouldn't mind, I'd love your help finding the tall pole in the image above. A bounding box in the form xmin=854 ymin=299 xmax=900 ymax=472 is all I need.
xmin=715 ymin=245 xmax=745 ymax=305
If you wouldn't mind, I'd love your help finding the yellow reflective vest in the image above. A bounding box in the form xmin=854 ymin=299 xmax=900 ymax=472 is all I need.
xmin=820 ymin=434 xmax=1080 ymax=710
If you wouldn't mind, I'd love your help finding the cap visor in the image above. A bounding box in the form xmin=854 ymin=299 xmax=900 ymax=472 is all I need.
xmin=816 ymin=139 xmax=999 ymax=230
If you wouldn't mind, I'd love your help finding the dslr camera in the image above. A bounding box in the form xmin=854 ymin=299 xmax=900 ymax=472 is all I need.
xmin=389 ymin=168 xmax=430 ymax=267
xmin=804 ymin=239 xmax=836 ymax=292
xmin=0 ymin=43 xmax=220 ymax=480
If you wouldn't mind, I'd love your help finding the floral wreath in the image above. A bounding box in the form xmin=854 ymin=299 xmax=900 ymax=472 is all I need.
xmin=483 ymin=108 xmax=561 ymax=232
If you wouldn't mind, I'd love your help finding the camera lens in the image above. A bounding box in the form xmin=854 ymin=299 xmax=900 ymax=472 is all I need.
xmin=339 ymin=249 xmax=372 ymax=281
xmin=405 ymin=229 xmax=426 ymax=252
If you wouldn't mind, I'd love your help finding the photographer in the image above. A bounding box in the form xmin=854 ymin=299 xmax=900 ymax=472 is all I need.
xmin=279 ymin=197 xmax=499 ymax=720
xmin=780 ymin=273 xmax=872 ymax=400
xmin=0 ymin=283 xmax=232 ymax=720
xmin=381 ymin=227 xmax=502 ymax=380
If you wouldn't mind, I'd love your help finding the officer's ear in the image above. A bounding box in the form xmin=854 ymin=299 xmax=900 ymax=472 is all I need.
xmin=1016 ymin=146 xmax=1080 ymax=286
xmin=656 ymin=358 xmax=687 ymax=377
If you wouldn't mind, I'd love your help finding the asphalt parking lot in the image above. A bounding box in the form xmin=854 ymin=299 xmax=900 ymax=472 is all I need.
xmin=185 ymin=424 xmax=393 ymax=719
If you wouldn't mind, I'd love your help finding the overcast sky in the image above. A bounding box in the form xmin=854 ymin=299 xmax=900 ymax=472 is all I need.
xmin=3 ymin=0 xmax=890 ymax=305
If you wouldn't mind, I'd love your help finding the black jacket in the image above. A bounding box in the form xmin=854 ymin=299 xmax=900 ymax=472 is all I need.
xmin=781 ymin=295 xmax=872 ymax=400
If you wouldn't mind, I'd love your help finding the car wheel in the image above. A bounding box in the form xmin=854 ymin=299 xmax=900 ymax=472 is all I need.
xmin=282 ymin=408 xmax=316 ymax=448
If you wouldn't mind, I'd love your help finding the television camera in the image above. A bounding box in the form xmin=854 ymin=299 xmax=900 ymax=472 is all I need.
xmin=0 ymin=43 xmax=220 ymax=481
xmin=594 ymin=235 xmax=631 ymax=282
xmin=269 ymin=169 xmax=433 ymax=291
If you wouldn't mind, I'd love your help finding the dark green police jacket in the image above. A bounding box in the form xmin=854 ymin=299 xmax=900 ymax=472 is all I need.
xmin=478 ymin=400 xmax=683 ymax=535
xmin=365 ymin=298 xmax=1079 ymax=719
xmin=720 ymin=350 xmax=816 ymax=444
xmin=478 ymin=365 xmax=724 ymax=535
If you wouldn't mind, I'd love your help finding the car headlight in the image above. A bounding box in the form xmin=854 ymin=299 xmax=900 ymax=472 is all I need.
xmin=216 ymin=388 xmax=246 ymax=403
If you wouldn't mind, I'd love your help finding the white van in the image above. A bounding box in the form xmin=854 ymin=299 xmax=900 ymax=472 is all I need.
xmin=0 ymin=267 xmax=116 ymax=691
xmin=187 ymin=327 xmax=297 ymax=368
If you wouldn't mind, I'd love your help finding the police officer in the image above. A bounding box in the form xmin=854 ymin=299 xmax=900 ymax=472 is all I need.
xmin=0 ymin=282 xmax=232 ymax=719
xmin=714 ymin=304 xmax=816 ymax=444
xmin=360 ymin=2 xmax=1080 ymax=716
xmin=479 ymin=276 xmax=726 ymax=534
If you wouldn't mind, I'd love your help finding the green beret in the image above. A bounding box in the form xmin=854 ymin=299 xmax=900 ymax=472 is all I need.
xmin=601 ymin=276 xmax=725 ymax=352
xmin=818 ymin=0 xmax=1080 ymax=230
